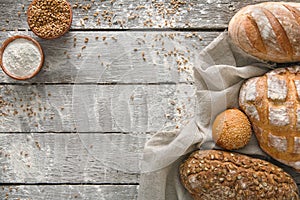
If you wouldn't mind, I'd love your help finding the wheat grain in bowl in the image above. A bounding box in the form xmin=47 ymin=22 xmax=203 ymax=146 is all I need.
xmin=27 ymin=0 xmax=73 ymax=39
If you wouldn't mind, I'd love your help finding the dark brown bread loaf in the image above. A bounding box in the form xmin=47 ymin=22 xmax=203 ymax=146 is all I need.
xmin=228 ymin=2 xmax=300 ymax=63
xmin=239 ymin=66 xmax=300 ymax=171
xmin=180 ymin=150 xmax=299 ymax=200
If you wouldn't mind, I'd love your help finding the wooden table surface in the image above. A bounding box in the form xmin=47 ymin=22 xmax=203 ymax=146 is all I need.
xmin=1 ymin=0 xmax=300 ymax=199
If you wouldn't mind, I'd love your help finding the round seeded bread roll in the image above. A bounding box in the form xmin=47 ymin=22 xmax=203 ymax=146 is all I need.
xmin=180 ymin=150 xmax=299 ymax=200
xmin=212 ymin=108 xmax=252 ymax=150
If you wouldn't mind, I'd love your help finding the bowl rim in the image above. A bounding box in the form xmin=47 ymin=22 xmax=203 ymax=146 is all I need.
xmin=0 ymin=35 xmax=44 ymax=80
xmin=27 ymin=0 xmax=73 ymax=40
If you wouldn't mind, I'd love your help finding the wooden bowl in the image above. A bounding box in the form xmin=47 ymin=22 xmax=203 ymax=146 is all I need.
xmin=27 ymin=0 xmax=73 ymax=39
xmin=0 ymin=35 xmax=44 ymax=80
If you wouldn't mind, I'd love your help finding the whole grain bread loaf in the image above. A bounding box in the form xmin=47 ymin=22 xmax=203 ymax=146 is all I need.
xmin=228 ymin=2 xmax=300 ymax=63
xmin=179 ymin=150 xmax=299 ymax=200
xmin=239 ymin=66 xmax=300 ymax=171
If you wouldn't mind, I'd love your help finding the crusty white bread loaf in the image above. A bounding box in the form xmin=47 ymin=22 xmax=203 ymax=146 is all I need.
xmin=228 ymin=2 xmax=300 ymax=63
xmin=180 ymin=150 xmax=299 ymax=200
xmin=239 ymin=66 xmax=300 ymax=170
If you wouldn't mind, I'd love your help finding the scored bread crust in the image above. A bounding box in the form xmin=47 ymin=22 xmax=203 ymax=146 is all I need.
xmin=239 ymin=66 xmax=300 ymax=170
xmin=228 ymin=2 xmax=300 ymax=63
xmin=180 ymin=150 xmax=299 ymax=200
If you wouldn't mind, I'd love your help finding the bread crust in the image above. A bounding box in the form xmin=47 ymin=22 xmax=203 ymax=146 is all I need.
xmin=239 ymin=66 xmax=300 ymax=170
xmin=228 ymin=2 xmax=300 ymax=63
xmin=180 ymin=150 xmax=299 ymax=200
xmin=212 ymin=108 xmax=252 ymax=150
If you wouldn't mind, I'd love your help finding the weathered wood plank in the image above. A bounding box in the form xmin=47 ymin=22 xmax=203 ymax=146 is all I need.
xmin=0 ymin=133 xmax=147 ymax=183
xmin=0 ymin=185 xmax=138 ymax=200
xmin=1 ymin=132 xmax=300 ymax=189
xmin=0 ymin=84 xmax=195 ymax=132
xmin=0 ymin=0 xmax=298 ymax=30
xmin=0 ymin=31 xmax=219 ymax=83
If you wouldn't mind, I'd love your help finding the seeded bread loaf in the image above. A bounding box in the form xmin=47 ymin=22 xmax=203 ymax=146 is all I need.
xmin=228 ymin=2 xmax=300 ymax=63
xmin=239 ymin=66 xmax=300 ymax=170
xmin=212 ymin=108 xmax=252 ymax=150
xmin=180 ymin=150 xmax=299 ymax=200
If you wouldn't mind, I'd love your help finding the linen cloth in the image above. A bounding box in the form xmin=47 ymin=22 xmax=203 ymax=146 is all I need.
xmin=138 ymin=32 xmax=275 ymax=200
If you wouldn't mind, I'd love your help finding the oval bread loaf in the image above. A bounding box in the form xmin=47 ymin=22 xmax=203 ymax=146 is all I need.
xmin=239 ymin=66 xmax=300 ymax=170
xmin=180 ymin=150 xmax=299 ymax=200
xmin=228 ymin=2 xmax=300 ymax=63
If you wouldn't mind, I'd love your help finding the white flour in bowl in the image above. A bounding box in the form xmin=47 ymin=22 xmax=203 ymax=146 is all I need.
xmin=2 ymin=38 xmax=42 ymax=78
